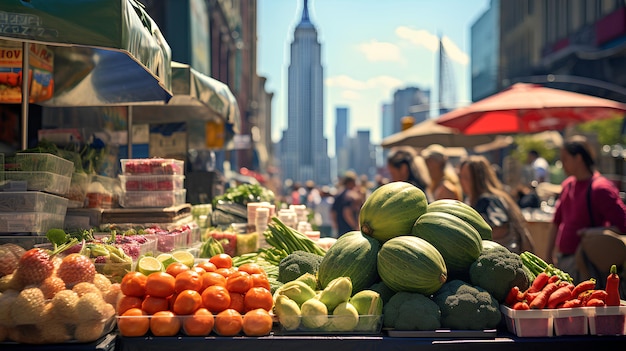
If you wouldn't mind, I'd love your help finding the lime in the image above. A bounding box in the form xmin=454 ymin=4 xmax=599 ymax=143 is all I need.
xmin=156 ymin=253 xmax=177 ymax=268
xmin=172 ymin=250 xmax=195 ymax=268
xmin=137 ymin=256 xmax=164 ymax=275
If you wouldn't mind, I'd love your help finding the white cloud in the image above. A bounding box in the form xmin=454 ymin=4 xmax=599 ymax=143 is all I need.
xmin=395 ymin=27 xmax=469 ymax=66
xmin=340 ymin=90 xmax=361 ymax=100
xmin=326 ymin=74 xmax=404 ymax=90
xmin=357 ymin=40 xmax=404 ymax=62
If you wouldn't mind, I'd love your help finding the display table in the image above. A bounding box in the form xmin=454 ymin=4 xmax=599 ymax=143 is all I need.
xmin=1 ymin=333 xmax=116 ymax=351
xmin=118 ymin=332 xmax=625 ymax=351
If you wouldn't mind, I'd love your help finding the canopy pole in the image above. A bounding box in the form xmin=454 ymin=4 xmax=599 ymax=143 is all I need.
xmin=127 ymin=105 xmax=133 ymax=158
xmin=21 ymin=42 xmax=30 ymax=150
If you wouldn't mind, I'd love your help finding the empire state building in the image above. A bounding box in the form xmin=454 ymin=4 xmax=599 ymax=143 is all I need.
xmin=280 ymin=0 xmax=331 ymax=186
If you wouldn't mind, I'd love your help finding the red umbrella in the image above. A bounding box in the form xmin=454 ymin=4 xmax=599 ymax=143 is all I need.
xmin=436 ymin=83 xmax=626 ymax=135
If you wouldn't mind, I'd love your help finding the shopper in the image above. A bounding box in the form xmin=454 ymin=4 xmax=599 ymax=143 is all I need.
xmin=459 ymin=155 xmax=535 ymax=254
xmin=386 ymin=146 xmax=432 ymax=200
xmin=422 ymin=144 xmax=463 ymax=201
xmin=546 ymin=135 xmax=626 ymax=282
xmin=331 ymin=171 xmax=361 ymax=237
xmin=527 ymin=149 xmax=550 ymax=183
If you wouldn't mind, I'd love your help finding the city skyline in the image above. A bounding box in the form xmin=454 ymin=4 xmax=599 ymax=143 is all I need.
xmin=258 ymin=0 xmax=490 ymax=154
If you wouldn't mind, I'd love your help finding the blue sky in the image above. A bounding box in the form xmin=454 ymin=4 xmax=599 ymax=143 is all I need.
xmin=257 ymin=0 xmax=491 ymax=152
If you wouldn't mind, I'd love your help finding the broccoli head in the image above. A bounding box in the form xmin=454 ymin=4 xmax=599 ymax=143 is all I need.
xmin=383 ymin=291 xmax=441 ymax=331
xmin=277 ymin=250 xmax=324 ymax=284
xmin=432 ymin=280 xmax=501 ymax=330
xmin=469 ymin=246 xmax=530 ymax=303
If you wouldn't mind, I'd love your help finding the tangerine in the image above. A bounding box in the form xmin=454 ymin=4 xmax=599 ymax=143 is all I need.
xmin=209 ymin=253 xmax=233 ymax=269
xmin=145 ymin=272 xmax=176 ymax=298
xmin=183 ymin=308 xmax=214 ymax=336
xmin=173 ymin=289 xmax=203 ymax=315
xmin=201 ymin=285 xmax=231 ymax=313
xmin=242 ymin=308 xmax=273 ymax=336
xmin=237 ymin=263 xmax=266 ymax=276
xmin=201 ymin=271 xmax=227 ymax=291
xmin=191 ymin=266 xmax=206 ymax=275
xmin=141 ymin=295 xmax=170 ymax=315
xmin=118 ymin=308 xmax=150 ymax=337
xmin=250 ymin=273 xmax=271 ymax=290
xmin=215 ymin=267 xmax=237 ymax=278
xmin=244 ymin=287 xmax=274 ymax=312
xmin=214 ymin=309 xmax=243 ymax=336
xmin=226 ymin=271 xmax=252 ymax=293
xmin=150 ymin=310 xmax=181 ymax=336
xmin=195 ymin=261 xmax=217 ymax=272
xmin=117 ymin=295 xmax=143 ymax=315
xmin=175 ymin=270 xmax=203 ymax=293
xmin=228 ymin=292 xmax=246 ymax=314
xmin=120 ymin=272 xmax=148 ymax=297
xmin=165 ymin=262 xmax=190 ymax=277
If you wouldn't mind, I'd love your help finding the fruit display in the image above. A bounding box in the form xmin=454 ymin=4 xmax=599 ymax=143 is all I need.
xmin=0 ymin=246 xmax=119 ymax=343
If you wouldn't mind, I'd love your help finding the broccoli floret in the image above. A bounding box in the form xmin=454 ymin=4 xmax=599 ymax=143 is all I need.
xmin=368 ymin=281 xmax=396 ymax=305
xmin=383 ymin=291 xmax=441 ymax=330
xmin=432 ymin=280 xmax=501 ymax=330
xmin=468 ymin=246 xmax=530 ymax=303
xmin=277 ymin=250 xmax=324 ymax=284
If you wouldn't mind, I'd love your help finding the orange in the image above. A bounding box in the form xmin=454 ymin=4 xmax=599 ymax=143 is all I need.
xmin=242 ymin=308 xmax=273 ymax=336
xmin=201 ymin=271 xmax=227 ymax=291
xmin=201 ymin=285 xmax=231 ymax=313
xmin=141 ymin=295 xmax=170 ymax=315
xmin=175 ymin=270 xmax=203 ymax=293
xmin=238 ymin=263 xmax=266 ymax=276
xmin=244 ymin=287 xmax=274 ymax=312
xmin=118 ymin=308 xmax=150 ymax=337
xmin=209 ymin=253 xmax=233 ymax=269
xmin=250 ymin=273 xmax=271 ymax=290
xmin=165 ymin=262 xmax=190 ymax=277
xmin=215 ymin=267 xmax=237 ymax=278
xmin=225 ymin=271 xmax=252 ymax=294
xmin=120 ymin=272 xmax=148 ymax=297
xmin=150 ymin=310 xmax=181 ymax=336
xmin=145 ymin=272 xmax=176 ymax=298
xmin=228 ymin=292 xmax=245 ymax=314
xmin=183 ymin=308 xmax=214 ymax=336
xmin=117 ymin=295 xmax=144 ymax=315
xmin=195 ymin=261 xmax=217 ymax=273
xmin=173 ymin=289 xmax=203 ymax=315
xmin=191 ymin=266 xmax=207 ymax=275
xmin=214 ymin=309 xmax=243 ymax=336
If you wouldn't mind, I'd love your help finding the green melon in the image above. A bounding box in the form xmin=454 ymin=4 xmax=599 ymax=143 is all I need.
xmin=427 ymin=199 xmax=493 ymax=240
xmin=359 ymin=182 xmax=428 ymax=243
xmin=377 ymin=236 xmax=447 ymax=295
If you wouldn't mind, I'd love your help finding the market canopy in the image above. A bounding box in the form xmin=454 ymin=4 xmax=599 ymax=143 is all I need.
xmin=381 ymin=118 xmax=495 ymax=149
xmin=0 ymin=0 xmax=172 ymax=106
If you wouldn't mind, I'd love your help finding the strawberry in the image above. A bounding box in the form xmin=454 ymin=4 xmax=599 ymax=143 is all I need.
xmin=13 ymin=248 xmax=54 ymax=286
xmin=56 ymin=253 xmax=96 ymax=288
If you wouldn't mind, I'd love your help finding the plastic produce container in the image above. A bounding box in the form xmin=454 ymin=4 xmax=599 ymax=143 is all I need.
xmin=0 ymin=191 xmax=68 ymax=215
xmin=553 ymin=307 xmax=588 ymax=336
xmin=0 ymin=212 xmax=65 ymax=234
xmin=587 ymin=305 xmax=626 ymax=336
xmin=119 ymin=189 xmax=186 ymax=208
xmin=276 ymin=315 xmax=383 ymax=335
xmin=7 ymin=153 xmax=74 ymax=177
xmin=121 ymin=158 xmax=184 ymax=175
xmin=500 ymin=305 xmax=554 ymax=337
xmin=119 ymin=174 xmax=185 ymax=191
xmin=4 ymin=171 xmax=71 ymax=195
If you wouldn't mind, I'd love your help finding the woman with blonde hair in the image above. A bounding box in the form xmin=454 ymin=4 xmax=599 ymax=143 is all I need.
xmin=422 ymin=144 xmax=463 ymax=201
xmin=459 ymin=155 xmax=535 ymax=254
xmin=387 ymin=146 xmax=432 ymax=200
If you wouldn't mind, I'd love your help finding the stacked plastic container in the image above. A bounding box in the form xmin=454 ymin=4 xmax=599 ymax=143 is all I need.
xmin=119 ymin=158 xmax=186 ymax=208
xmin=0 ymin=153 xmax=72 ymax=234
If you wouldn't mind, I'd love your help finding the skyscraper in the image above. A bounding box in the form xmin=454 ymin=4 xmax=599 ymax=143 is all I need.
xmin=280 ymin=0 xmax=331 ymax=186
xmin=335 ymin=107 xmax=349 ymax=177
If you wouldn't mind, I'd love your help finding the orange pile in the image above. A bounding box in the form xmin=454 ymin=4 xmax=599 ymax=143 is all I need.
xmin=117 ymin=253 xmax=274 ymax=337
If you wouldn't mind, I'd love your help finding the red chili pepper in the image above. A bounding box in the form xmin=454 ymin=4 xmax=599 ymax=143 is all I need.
xmin=571 ymin=278 xmax=596 ymax=298
xmin=528 ymin=272 xmax=550 ymax=293
xmin=530 ymin=282 xmax=559 ymax=309
xmin=547 ymin=286 xmax=572 ymax=309
xmin=505 ymin=286 xmax=521 ymax=306
xmin=513 ymin=301 xmax=530 ymax=310
xmin=606 ymin=264 xmax=621 ymax=306
xmin=561 ymin=299 xmax=582 ymax=308
xmin=585 ymin=298 xmax=606 ymax=307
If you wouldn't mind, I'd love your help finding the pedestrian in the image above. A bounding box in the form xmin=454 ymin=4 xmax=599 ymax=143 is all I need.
xmin=315 ymin=186 xmax=335 ymax=238
xmin=527 ymin=149 xmax=550 ymax=183
xmin=421 ymin=144 xmax=463 ymax=201
xmin=386 ymin=146 xmax=432 ymax=200
xmin=330 ymin=171 xmax=361 ymax=237
xmin=459 ymin=155 xmax=536 ymax=254
xmin=546 ymin=135 xmax=626 ymax=282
